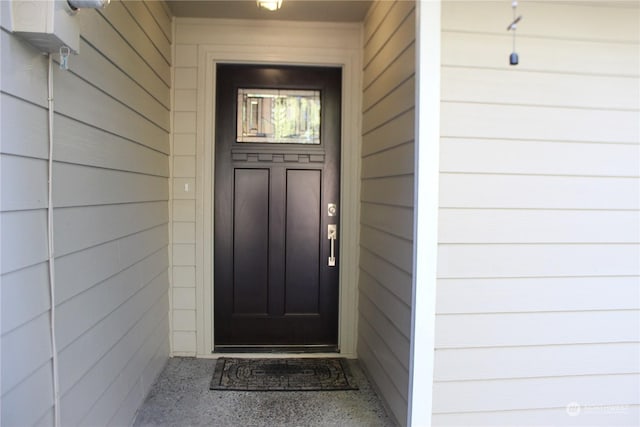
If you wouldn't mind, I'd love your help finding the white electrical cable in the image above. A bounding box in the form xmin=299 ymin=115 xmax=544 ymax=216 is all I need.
xmin=47 ymin=53 xmax=61 ymax=427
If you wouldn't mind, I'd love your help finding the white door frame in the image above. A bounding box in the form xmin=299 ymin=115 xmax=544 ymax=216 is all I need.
xmin=191 ymin=20 xmax=362 ymax=357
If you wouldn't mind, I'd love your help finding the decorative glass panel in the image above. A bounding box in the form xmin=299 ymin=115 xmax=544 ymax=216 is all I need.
xmin=237 ymin=88 xmax=321 ymax=144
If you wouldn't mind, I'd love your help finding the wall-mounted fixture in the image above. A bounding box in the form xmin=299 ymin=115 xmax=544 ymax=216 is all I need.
xmin=7 ymin=0 xmax=109 ymax=54
xmin=257 ymin=0 xmax=283 ymax=12
xmin=506 ymin=0 xmax=522 ymax=65
xmin=68 ymin=0 xmax=110 ymax=11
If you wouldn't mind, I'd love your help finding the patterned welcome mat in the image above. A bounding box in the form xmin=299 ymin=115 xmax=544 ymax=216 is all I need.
xmin=210 ymin=357 xmax=358 ymax=391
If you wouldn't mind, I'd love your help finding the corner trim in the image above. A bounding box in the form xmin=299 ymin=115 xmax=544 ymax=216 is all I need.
xmin=408 ymin=2 xmax=441 ymax=426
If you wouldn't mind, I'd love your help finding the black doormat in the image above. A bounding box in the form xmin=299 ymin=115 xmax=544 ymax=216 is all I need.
xmin=209 ymin=357 xmax=359 ymax=391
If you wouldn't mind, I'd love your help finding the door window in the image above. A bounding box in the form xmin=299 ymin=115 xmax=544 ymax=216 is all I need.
xmin=236 ymin=88 xmax=321 ymax=144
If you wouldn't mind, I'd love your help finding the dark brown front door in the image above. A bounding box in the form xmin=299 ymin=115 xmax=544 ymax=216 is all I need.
xmin=214 ymin=64 xmax=341 ymax=351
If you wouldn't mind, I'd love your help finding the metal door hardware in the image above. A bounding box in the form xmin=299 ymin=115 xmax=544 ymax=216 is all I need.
xmin=328 ymin=224 xmax=337 ymax=266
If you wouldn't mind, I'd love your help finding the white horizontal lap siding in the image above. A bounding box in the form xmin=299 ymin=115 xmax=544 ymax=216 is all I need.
xmin=0 ymin=1 xmax=172 ymax=426
xmin=359 ymin=1 xmax=416 ymax=425
xmin=171 ymin=40 xmax=198 ymax=355
xmin=435 ymin=1 xmax=640 ymax=425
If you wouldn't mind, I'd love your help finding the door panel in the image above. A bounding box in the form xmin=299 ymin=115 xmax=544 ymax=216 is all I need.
xmin=233 ymin=168 xmax=269 ymax=315
xmin=285 ymin=169 xmax=321 ymax=314
xmin=214 ymin=64 xmax=341 ymax=350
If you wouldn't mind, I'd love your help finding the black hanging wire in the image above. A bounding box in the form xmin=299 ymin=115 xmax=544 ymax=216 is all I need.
xmin=507 ymin=1 xmax=522 ymax=65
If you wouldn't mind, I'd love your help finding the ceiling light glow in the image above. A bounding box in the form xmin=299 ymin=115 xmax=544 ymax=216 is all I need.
xmin=257 ymin=0 xmax=283 ymax=11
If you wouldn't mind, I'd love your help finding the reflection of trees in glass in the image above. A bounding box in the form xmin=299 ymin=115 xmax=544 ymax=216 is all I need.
xmin=309 ymin=99 xmax=320 ymax=139
xmin=238 ymin=88 xmax=321 ymax=144
xmin=270 ymin=95 xmax=320 ymax=143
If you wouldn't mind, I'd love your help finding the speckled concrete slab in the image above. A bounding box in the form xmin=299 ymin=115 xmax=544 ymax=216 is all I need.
xmin=133 ymin=357 xmax=398 ymax=427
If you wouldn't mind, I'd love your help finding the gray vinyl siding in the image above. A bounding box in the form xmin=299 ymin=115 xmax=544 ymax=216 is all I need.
xmin=359 ymin=1 xmax=415 ymax=425
xmin=1 ymin=1 xmax=172 ymax=425
xmin=434 ymin=1 xmax=640 ymax=424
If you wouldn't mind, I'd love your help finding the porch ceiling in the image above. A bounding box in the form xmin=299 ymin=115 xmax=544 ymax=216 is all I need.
xmin=167 ymin=0 xmax=372 ymax=22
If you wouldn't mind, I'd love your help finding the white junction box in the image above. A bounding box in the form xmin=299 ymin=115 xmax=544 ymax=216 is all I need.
xmin=7 ymin=0 xmax=80 ymax=53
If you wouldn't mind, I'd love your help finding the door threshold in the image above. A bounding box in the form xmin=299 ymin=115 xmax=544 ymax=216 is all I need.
xmin=214 ymin=345 xmax=339 ymax=354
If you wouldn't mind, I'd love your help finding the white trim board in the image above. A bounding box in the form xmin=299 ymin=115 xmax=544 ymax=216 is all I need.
xmin=182 ymin=19 xmax=363 ymax=358
xmin=409 ymin=1 xmax=441 ymax=426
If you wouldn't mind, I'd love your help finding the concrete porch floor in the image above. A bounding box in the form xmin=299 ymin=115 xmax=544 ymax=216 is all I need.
xmin=133 ymin=357 xmax=398 ymax=427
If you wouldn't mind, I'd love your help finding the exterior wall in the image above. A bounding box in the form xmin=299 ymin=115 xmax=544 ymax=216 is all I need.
xmin=434 ymin=1 xmax=640 ymax=425
xmin=171 ymin=28 xmax=198 ymax=354
xmin=359 ymin=1 xmax=416 ymax=425
xmin=0 ymin=1 xmax=172 ymax=425
xmin=171 ymin=18 xmax=362 ymax=357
